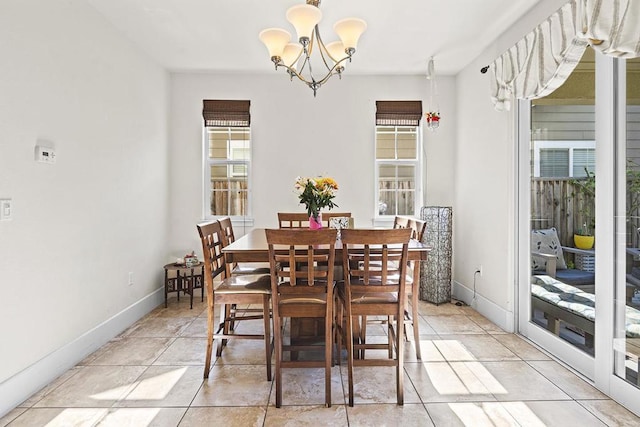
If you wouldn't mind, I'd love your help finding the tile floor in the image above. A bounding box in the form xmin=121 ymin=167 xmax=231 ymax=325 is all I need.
xmin=2 ymin=297 xmax=640 ymax=426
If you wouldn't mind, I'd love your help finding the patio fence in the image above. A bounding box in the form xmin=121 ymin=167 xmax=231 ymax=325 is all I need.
xmin=531 ymin=178 xmax=640 ymax=247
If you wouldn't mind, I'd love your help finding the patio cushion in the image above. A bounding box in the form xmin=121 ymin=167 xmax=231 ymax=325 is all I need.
xmin=532 ymin=228 xmax=567 ymax=270
xmin=555 ymin=268 xmax=595 ymax=286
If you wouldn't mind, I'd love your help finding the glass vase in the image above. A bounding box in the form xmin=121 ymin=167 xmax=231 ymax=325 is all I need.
xmin=309 ymin=213 xmax=323 ymax=229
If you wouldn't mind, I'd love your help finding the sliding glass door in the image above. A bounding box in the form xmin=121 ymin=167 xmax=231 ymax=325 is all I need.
xmin=609 ymin=56 xmax=640 ymax=412
xmin=519 ymin=48 xmax=597 ymax=379
xmin=519 ymin=50 xmax=640 ymax=415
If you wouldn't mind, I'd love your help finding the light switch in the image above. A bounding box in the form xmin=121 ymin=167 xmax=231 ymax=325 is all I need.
xmin=0 ymin=199 xmax=12 ymax=221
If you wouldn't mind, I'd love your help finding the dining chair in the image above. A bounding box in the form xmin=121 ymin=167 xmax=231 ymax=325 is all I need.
xmin=218 ymin=217 xmax=271 ymax=276
xmin=278 ymin=212 xmax=352 ymax=229
xmin=336 ymin=228 xmax=411 ymax=406
xmin=265 ymin=228 xmax=337 ymax=408
xmin=197 ymin=221 xmax=272 ymax=381
xmin=392 ymin=216 xmax=427 ymax=359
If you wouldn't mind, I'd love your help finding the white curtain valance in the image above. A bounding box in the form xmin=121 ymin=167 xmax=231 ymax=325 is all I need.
xmin=490 ymin=0 xmax=640 ymax=111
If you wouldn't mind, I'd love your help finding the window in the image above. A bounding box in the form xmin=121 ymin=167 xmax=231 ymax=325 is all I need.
xmin=375 ymin=101 xmax=423 ymax=217
xmin=202 ymin=100 xmax=251 ymax=219
xmin=532 ymin=140 xmax=595 ymax=178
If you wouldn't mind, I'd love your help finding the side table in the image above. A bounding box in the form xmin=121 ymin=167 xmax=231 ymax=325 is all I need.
xmin=163 ymin=262 xmax=205 ymax=309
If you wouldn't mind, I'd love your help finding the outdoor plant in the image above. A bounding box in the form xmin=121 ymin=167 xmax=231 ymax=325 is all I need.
xmin=627 ymin=159 xmax=640 ymax=218
xmin=294 ymin=176 xmax=339 ymax=219
xmin=570 ymin=168 xmax=595 ymax=236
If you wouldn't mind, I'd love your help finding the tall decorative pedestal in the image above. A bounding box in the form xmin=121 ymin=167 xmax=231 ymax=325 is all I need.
xmin=420 ymin=206 xmax=453 ymax=304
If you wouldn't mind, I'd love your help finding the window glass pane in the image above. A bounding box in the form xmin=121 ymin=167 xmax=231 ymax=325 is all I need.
xmin=378 ymin=191 xmax=396 ymax=215
xmin=397 ymin=165 xmax=415 ymax=182
xmin=376 ymin=133 xmax=395 ymax=159
xmin=615 ymin=56 xmax=640 ymax=388
xmin=539 ymin=149 xmax=569 ymax=177
xmin=573 ymin=148 xmax=595 ymax=177
xmin=397 ymin=190 xmax=415 ymax=215
xmin=209 ymin=132 xmax=228 ymax=160
xmin=529 ymin=47 xmax=595 ymax=357
xmin=210 ymin=165 xmax=227 ymax=178
xmin=397 ymin=133 xmax=417 ymax=159
xmin=230 ymin=164 xmax=248 ymax=177
xmin=229 ymin=129 xmax=250 ymax=140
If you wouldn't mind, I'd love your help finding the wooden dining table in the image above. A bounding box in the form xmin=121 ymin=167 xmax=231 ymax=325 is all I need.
xmin=222 ymin=227 xmax=430 ymax=277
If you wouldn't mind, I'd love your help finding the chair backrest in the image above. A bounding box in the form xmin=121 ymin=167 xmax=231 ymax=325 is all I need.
xmin=277 ymin=212 xmax=311 ymax=228
xmin=197 ymin=222 xmax=227 ymax=293
xmin=393 ymin=216 xmax=427 ymax=241
xmin=218 ymin=216 xmax=236 ymax=247
xmin=340 ymin=228 xmax=411 ymax=297
xmin=322 ymin=212 xmax=352 ymax=228
xmin=278 ymin=212 xmax=352 ymax=229
xmin=265 ymin=228 xmax=337 ymax=298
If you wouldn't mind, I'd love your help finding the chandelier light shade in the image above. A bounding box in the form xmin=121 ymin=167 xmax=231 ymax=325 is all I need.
xmin=259 ymin=0 xmax=367 ymax=96
xmin=333 ymin=18 xmax=367 ymax=52
xmin=258 ymin=28 xmax=292 ymax=59
xmin=286 ymin=4 xmax=322 ymax=42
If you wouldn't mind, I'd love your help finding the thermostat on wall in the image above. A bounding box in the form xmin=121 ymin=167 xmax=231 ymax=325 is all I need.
xmin=35 ymin=145 xmax=56 ymax=164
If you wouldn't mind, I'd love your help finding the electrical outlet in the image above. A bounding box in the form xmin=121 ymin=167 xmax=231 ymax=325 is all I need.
xmin=128 ymin=272 xmax=134 ymax=286
xmin=0 ymin=199 xmax=12 ymax=221
xmin=475 ymin=265 xmax=483 ymax=276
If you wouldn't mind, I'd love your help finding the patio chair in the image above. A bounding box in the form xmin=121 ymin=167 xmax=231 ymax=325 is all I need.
xmin=531 ymin=227 xmax=595 ymax=288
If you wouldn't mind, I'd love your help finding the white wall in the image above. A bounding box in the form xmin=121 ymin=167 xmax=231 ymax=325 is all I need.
xmin=169 ymin=73 xmax=456 ymax=255
xmin=0 ymin=0 xmax=169 ymax=413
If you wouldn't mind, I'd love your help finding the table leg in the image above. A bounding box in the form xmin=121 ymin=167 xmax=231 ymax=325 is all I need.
xmin=411 ymin=261 xmax=422 ymax=360
xmin=189 ymin=267 xmax=195 ymax=309
xmin=164 ymin=268 xmax=169 ymax=308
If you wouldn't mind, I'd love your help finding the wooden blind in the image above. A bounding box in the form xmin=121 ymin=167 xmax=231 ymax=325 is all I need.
xmin=376 ymin=101 xmax=422 ymax=126
xmin=203 ymin=100 xmax=251 ymax=127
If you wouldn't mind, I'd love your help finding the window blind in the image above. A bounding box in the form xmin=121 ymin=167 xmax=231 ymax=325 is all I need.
xmin=540 ymin=149 xmax=570 ymax=177
xmin=203 ymin=100 xmax=251 ymax=127
xmin=376 ymin=101 xmax=423 ymax=126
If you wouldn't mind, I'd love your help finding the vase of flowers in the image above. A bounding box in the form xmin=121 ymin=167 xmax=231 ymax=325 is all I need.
xmin=294 ymin=176 xmax=339 ymax=229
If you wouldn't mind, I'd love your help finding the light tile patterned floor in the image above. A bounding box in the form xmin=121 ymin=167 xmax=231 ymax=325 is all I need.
xmin=2 ymin=298 xmax=640 ymax=426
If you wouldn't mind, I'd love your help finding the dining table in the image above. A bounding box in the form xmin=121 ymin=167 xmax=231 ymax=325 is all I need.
xmin=222 ymin=227 xmax=430 ymax=279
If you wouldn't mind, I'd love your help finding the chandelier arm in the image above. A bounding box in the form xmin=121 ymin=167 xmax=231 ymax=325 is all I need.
xmin=314 ymin=26 xmax=334 ymax=72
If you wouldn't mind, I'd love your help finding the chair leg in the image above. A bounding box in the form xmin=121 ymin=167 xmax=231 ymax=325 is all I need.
xmin=411 ymin=290 xmax=421 ymax=360
xmin=204 ymin=298 xmax=215 ymax=379
xmin=387 ymin=316 xmax=394 ymax=359
xmin=273 ymin=307 xmax=283 ymax=408
xmin=346 ymin=306 xmax=355 ymax=407
xmin=216 ymin=304 xmax=229 ymax=357
xmin=263 ymin=295 xmax=272 ymax=381
xmin=324 ymin=304 xmax=333 ymax=407
xmin=396 ymin=310 xmax=404 ymax=405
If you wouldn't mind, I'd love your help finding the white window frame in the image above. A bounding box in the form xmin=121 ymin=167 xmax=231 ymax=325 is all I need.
xmin=374 ymin=125 xmax=423 ymax=221
xmin=532 ymin=140 xmax=595 ymax=177
xmin=202 ymin=126 xmax=253 ymax=225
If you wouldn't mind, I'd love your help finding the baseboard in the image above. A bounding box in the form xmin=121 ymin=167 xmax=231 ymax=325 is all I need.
xmin=452 ymin=280 xmax=515 ymax=332
xmin=0 ymin=287 xmax=164 ymax=418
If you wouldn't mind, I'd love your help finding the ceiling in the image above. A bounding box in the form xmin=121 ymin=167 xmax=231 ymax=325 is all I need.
xmin=87 ymin=0 xmax=542 ymax=76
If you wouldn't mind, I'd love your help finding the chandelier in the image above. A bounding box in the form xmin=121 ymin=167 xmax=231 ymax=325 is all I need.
xmin=259 ymin=0 xmax=367 ymax=96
